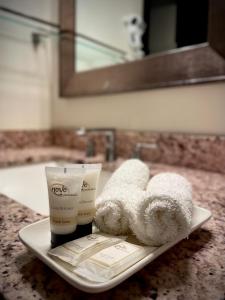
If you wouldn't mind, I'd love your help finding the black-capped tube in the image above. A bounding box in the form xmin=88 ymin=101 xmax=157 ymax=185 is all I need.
xmin=45 ymin=166 xmax=84 ymax=248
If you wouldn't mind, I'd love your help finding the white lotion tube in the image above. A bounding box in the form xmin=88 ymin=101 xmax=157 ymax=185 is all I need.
xmin=66 ymin=163 xmax=102 ymax=237
xmin=45 ymin=166 xmax=84 ymax=247
xmin=78 ymin=164 xmax=102 ymax=225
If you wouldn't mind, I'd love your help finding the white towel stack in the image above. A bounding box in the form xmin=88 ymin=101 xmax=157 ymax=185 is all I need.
xmin=95 ymin=159 xmax=149 ymax=235
xmin=129 ymin=172 xmax=193 ymax=246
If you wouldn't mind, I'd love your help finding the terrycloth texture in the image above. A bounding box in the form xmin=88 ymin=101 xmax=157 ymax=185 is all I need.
xmin=95 ymin=159 xmax=150 ymax=235
xmin=129 ymin=172 xmax=193 ymax=246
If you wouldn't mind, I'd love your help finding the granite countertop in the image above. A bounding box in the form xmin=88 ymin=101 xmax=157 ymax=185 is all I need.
xmin=0 ymin=147 xmax=104 ymax=167
xmin=0 ymin=162 xmax=225 ymax=300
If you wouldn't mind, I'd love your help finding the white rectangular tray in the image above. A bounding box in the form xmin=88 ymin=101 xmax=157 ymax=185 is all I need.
xmin=19 ymin=205 xmax=211 ymax=293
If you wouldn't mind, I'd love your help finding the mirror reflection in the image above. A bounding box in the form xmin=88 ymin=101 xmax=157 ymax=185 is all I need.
xmin=75 ymin=0 xmax=209 ymax=73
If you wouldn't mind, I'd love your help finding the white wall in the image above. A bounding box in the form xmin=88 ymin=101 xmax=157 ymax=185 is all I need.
xmin=0 ymin=0 xmax=225 ymax=135
xmin=76 ymin=0 xmax=143 ymax=54
xmin=0 ymin=0 xmax=57 ymax=130
xmin=76 ymin=0 xmax=143 ymax=71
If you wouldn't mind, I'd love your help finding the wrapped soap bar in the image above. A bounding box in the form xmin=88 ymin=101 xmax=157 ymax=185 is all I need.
xmin=73 ymin=241 xmax=154 ymax=282
xmin=48 ymin=233 xmax=125 ymax=267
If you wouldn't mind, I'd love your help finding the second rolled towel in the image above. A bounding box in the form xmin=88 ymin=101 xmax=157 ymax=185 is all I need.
xmin=95 ymin=159 xmax=150 ymax=235
xmin=129 ymin=172 xmax=193 ymax=246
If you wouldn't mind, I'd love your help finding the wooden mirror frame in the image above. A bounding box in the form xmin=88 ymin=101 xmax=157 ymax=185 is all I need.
xmin=59 ymin=0 xmax=225 ymax=97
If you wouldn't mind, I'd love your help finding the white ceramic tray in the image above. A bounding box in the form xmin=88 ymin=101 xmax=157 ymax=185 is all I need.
xmin=19 ymin=205 xmax=211 ymax=293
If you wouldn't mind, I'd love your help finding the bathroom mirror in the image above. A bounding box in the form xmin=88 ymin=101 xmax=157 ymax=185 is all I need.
xmin=59 ymin=0 xmax=225 ymax=97
xmin=74 ymin=0 xmax=209 ymax=73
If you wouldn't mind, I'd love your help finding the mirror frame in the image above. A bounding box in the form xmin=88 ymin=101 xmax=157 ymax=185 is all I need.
xmin=59 ymin=0 xmax=225 ymax=97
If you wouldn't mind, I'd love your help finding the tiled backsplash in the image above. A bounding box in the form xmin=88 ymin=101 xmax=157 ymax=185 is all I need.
xmin=0 ymin=129 xmax=225 ymax=174
xmin=116 ymin=131 xmax=225 ymax=174
xmin=52 ymin=129 xmax=106 ymax=155
xmin=0 ymin=130 xmax=52 ymax=149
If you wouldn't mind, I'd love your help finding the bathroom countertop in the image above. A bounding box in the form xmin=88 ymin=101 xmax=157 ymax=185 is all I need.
xmin=0 ymin=162 xmax=225 ymax=300
xmin=0 ymin=147 xmax=104 ymax=167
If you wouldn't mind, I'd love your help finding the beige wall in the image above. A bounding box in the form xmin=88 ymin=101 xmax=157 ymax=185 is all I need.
xmin=0 ymin=0 xmax=225 ymax=135
xmin=0 ymin=0 xmax=57 ymax=130
xmin=53 ymin=82 xmax=225 ymax=135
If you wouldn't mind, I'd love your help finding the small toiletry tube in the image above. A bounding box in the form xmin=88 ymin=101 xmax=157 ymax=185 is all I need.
xmin=48 ymin=233 xmax=125 ymax=267
xmin=45 ymin=166 xmax=84 ymax=248
xmin=78 ymin=164 xmax=102 ymax=224
xmin=67 ymin=163 xmax=102 ymax=237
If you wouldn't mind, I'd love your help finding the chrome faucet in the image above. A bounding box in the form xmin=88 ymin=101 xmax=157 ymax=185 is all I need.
xmin=132 ymin=142 xmax=157 ymax=159
xmin=103 ymin=129 xmax=116 ymax=162
xmin=76 ymin=128 xmax=116 ymax=162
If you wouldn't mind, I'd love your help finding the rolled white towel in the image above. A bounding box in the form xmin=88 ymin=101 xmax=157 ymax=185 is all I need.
xmin=129 ymin=172 xmax=193 ymax=246
xmin=95 ymin=159 xmax=150 ymax=235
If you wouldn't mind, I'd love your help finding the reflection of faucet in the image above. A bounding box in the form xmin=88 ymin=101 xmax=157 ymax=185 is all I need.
xmin=76 ymin=128 xmax=116 ymax=162
xmin=132 ymin=142 xmax=157 ymax=159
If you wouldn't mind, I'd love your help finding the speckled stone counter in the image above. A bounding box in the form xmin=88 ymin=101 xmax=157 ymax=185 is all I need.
xmin=0 ymin=147 xmax=104 ymax=168
xmin=0 ymin=163 xmax=225 ymax=300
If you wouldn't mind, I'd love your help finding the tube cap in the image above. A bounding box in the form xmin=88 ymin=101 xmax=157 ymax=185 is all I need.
xmin=51 ymin=231 xmax=78 ymax=248
xmin=51 ymin=223 xmax=93 ymax=248
xmin=73 ymin=223 xmax=92 ymax=239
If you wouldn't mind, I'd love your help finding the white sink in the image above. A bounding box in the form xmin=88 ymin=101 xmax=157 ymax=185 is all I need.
xmin=0 ymin=162 xmax=111 ymax=215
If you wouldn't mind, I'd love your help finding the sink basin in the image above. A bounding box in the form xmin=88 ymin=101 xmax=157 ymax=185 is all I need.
xmin=0 ymin=161 xmax=111 ymax=215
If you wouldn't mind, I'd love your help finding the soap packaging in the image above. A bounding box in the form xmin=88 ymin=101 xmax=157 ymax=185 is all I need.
xmin=48 ymin=233 xmax=125 ymax=267
xmin=45 ymin=166 xmax=84 ymax=248
xmin=73 ymin=241 xmax=153 ymax=282
xmin=67 ymin=163 xmax=102 ymax=238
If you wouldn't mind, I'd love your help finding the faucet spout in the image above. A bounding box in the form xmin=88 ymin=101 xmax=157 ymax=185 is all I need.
xmin=105 ymin=130 xmax=115 ymax=162
xmin=76 ymin=128 xmax=116 ymax=162
xmin=132 ymin=142 xmax=157 ymax=159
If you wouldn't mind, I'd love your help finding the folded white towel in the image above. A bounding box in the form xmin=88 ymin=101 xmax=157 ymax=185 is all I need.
xmin=129 ymin=172 xmax=193 ymax=246
xmin=95 ymin=159 xmax=150 ymax=235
